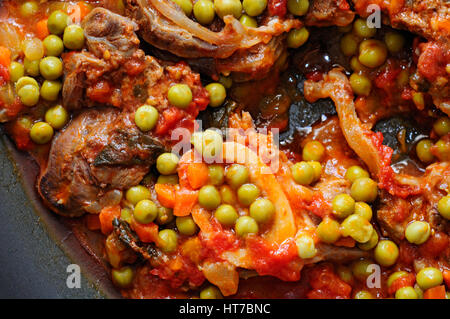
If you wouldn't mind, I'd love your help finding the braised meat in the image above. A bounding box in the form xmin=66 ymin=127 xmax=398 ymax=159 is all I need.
xmin=38 ymin=108 xmax=166 ymax=217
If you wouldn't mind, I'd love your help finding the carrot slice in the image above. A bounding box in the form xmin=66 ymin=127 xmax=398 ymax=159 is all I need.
xmin=187 ymin=162 xmax=209 ymax=189
xmin=424 ymin=285 xmax=446 ymax=299
xmin=36 ymin=19 xmax=49 ymax=40
xmin=132 ymin=220 xmax=159 ymax=243
xmin=174 ymin=188 xmax=198 ymax=216
xmin=155 ymin=183 xmax=176 ymax=208
xmin=99 ymin=205 xmax=121 ymax=235
xmin=0 ymin=46 xmax=11 ymax=67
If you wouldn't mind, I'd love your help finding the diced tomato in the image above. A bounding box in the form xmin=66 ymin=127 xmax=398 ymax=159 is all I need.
xmin=417 ymin=42 xmax=448 ymax=82
xmin=268 ymin=0 xmax=287 ymax=17
xmin=99 ymin=205 xmax=121 ymax=235
xmin=388 ymin=273 xmax=415 ymax=295
xmin=125 ymin=58 xmax=146 ymax=76
xmin=87 ymin=81 xmax=111 ymax=104
xmin=86 ymin=214 xmax=101 ymax=231
xmin=0 ymin=46 xmax=11 ymax=68
xmin=306 ymin=264 xmax=352 ymax=299
xmin=306 ymin=71 xmax=323 ymax=82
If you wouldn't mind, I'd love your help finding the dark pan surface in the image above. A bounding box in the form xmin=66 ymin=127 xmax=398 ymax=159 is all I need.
xmin=0 ymin=131 xmax=120 ymax=298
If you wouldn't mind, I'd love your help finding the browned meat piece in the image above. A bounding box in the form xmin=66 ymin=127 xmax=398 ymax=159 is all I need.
xmin=305 ymin=0 xmax=355 ymax=27
xmin=38 ymin=108 xmax=166 ymax=217
xmin=377 ymin=162 xmax=450 ymax=241
xmin=125 ymin=0 xmax=300 ymax=80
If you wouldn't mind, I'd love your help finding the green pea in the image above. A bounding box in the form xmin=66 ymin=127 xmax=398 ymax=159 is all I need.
xmin=43 ymin=35 xmax=64 ymax=57
xmin=412 ymin=91 xmax=425 ymax=109
xmin=173 ymin=0 xmax=193 ymax=15
xmin=354 ymin=202 xmax=372 ymax=220
xmin=350 ymin=177 xmax=378 ymax=202
xmin=291 ymin=161 xmax=314 ymax=185
xmin=296 ymin=234 xmax=317 ymax=259
xmin=434 ymin=138 xmax=450 ymax=161
xmin=20 ymin=1 xmax=38 ymax=18
xmin=135 ymin=105 xmax=159 ymax=132
xmin=8 ymin=62 xmax=24 ymax=82
xmin=47 ymin=10 xmax=69 ymax=35
xmin=316 ymin=217 xmax=341 ymax=244
xmin=219 ymin=185 xmax=236 ymax=204
xmin=41 ymin=80 xmax=62 ymax=101
xmin=157 ymin=174 xmax=179 ymax=185
xmin=384 ymin=32 xmax=405 ymax=54
xmin=200 ymin=286 xmax=223 ymax=299
xmin=237 ymin=183 xmax=260 ymax=207
xmin=340 ymin=33 xmax=359 ymax=56
xmin=156 ymin=153 xmax=179 ymax=175
xmin=133 ymin=200 xmax=158 ymax=224
xmin=350 ymin=56 xmax=368 ymax=73
xmin=354 ymin=290 xmax=374 ymax=299
xmin=340 ymin=214 xmax=374 ymax=243
xmin=208 ymin=164 xmax=225 ymax=186
xmin=332 ymin=193 xmax=355 ymax=218
xmin=437 ymin=195 xmax=450 ymax=220
xmin=337 ymin=24 xmax=352 ymax=33
xmin=198 ymin=185 xmax=221 ymax=210
xmin=225 ymin=164 xmax=249 ymax=189
xmin=193 ymin=0 xmax=215 ymax=25
xmin=215 ymin=204 xmax=238 ymax=227
xmin=249 ymin=198 xmax=275 ymax=223
xmin=15 ymin=76 xmax=38 ymax=93
xmin=405 ymin=221 xmax=430 ymax=245
xmin=111 ymin=266 xmax=134 ymax=288
xmin=156 ymin=207 xmax=174 ymax=225
xmin=358 ymin=39 xmax=388 ymax=68
xmin=239 ymin=14 xmax=257 ymax=28
xmin=24 ymin=58 xmax=40 ymax=77
xmin=302 ymin=141 xmax=325 ymax=162
xmin=433 ymin=117 xmax=450 ymax=137
xmin=336 ymin=265 xmax=353 ymax=284
xmin=18 ymin=84 xmax=40 ymax=106
xmin=125 ymin=185 xmax=151 ymax=205
xmin=287 ymin=27 xmax=309 ymax=48
xmin=243 ymin=0 xmax=267 ymax=16
xmin=120 ymin=207 xmax=133 ymax=224
xmin=218 ymin=75 xmax=233 ymax=89
xmin=63 ymin=24 xmax=85 ymax=50
xmin=39 ymin=56 xmax=63 ymax=80
xmin=353 ymin=18 xmax=376 ymax=38
xmin=30 ymin=122 xmax=54 ymax=144
xmin=45 ymin=104 xmax=69 ymax=129
xmin=395 ymin=286 xmax=418 ymax=299
xmin=287 ymin=0 xmax=309 ymax=16
xmin=308 ymin=161 xmax=322 ymax=181
xmin=192 ymin=130 xmax=223 ymax=159
xmin=206 ymin=83 xmax=226 ymax=107
xmin=351 ymin=259 xmax=373 ymax=281
xmin=158 ymin=229 xmax=178 ymax=253
xmin=168 ymin=84 xmax=192 ymax=109
xmin=416 ymin=267 xmax=443 ymax=290
xmin=345 ymin=165 xmax=369 ymax=183
xmin=374 ymin=240 xmax=399 ymax=267
xmin=235 ymin=216 xmax=258 ymax=236
xmin=176 ymin=216 xmax=199 ymax=236
xmin=387 ymin=271 xmax=408 ymax=288
xmin=214 ymin=0 xmax=242 ymax=19
xmin=357 ymin=229 xmax=378 ymax=250
xmin=416 ymin=139 xmax=435 ymax=163
xmin=349 ymin=73 xmax=372 ymax=96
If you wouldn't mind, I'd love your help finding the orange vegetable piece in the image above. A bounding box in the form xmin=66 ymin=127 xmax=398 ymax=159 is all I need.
xmin=174 ymin=188 xmax=198 ymax=216
xmin=443 ymin=269 xmax=450 ymax=288
xmin=132 ymin=220 xmax=159 ymax=243
xmin=99 ymin=205 xmax=121 ymax=235
xmin=155 ymin=183 xmax=176 ymax=209
xmin=423 ymin=285 xmax=446 ymax=299
xmin=334 ymin=236 xmax=356 ymax=248
xmin=36 ymin=19 xmax=49 ymax=40
xmin=187 ymin=162 xmax=209 ymax=189
xmin=0 ymin=46 xmax=11 ymax=68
